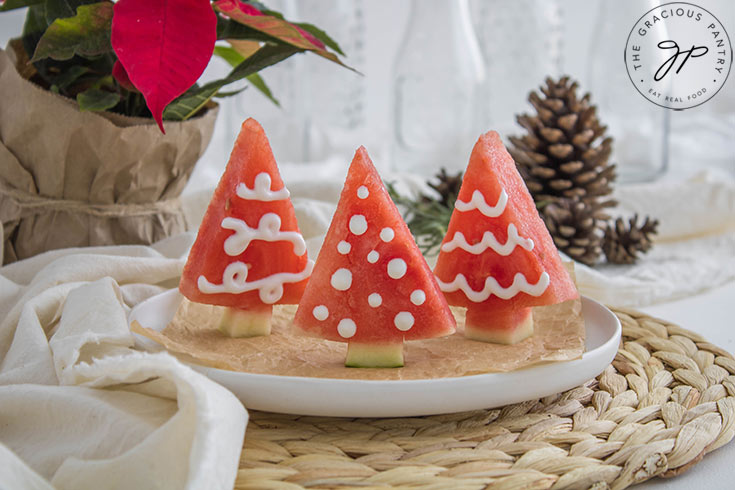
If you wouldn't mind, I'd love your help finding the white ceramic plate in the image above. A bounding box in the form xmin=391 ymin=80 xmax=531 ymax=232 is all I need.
xmin=129 ymin=290 xmax=620 ymax=417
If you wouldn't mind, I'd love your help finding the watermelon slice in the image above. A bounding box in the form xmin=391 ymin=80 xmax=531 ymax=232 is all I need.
xmin=179 ymin=118 xmax=313 ymax=337
xmin=293 ymin=147 xmax=456 ymax=367
xmin=433 ymin=130 xmax=578 ymax=344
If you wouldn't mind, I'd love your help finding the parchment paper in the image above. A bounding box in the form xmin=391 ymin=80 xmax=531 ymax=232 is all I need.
xmin=0 ymin=47 xmax=217 ymax=264
xmin=133 ymin=296 xmax=584 ymax=380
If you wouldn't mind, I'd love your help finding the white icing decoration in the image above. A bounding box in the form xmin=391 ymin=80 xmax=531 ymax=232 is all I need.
xmin=357 ymin=186 xmax=369 ymax=199
xmin=367 ymin=250 xmax=380 ymax=263
xmin=197 ymin=259 xmax=314 ymax=304
xmin=435 ymin=271 xmax=550 ymax=302
xmin=455 ymin=189 xmax=508 ymax=218
xmin=394 ymin=312 xmax=414 ymax=331
xmin=236 ymin=172 xmax=289 ymax=201
xmin=222 ymin=214 xmax=307 ymax=257
xmin=349 ymin=215 xmax=368 ymax=235
xmin=410 ymin=289 xmax=426 ymax=306
xmin=337 ymin=318 xmax=357 ymax=338
xmin=330 ymin=268 xmax=352 ymax=291
xmin=368 ymin=293 xmax=382 ymax=307
xmin=387 ymin=258 xmax=407 ymax=279
xmin=380 ymin=227 xmax=395 ymax=242
xmin=313 ymin=305 xmax=328 ymax=321
xmin=337 ymin=240 xmax=352 ymax=255
xmin=441 ymin=223 xmax=534 ymax=256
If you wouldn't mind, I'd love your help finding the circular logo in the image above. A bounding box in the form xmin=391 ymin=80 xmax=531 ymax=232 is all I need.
xmin=625 ymin=2 xmax=732 ymax=110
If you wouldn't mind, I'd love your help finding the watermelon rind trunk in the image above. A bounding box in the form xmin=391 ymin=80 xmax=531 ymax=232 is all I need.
xmin=219 ymin=305 xmax=273 ymax=338
xmin=345 ymin=343 xmax=404 ymax=368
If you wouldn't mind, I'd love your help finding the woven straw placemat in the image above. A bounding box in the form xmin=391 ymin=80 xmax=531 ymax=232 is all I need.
xmin=235 ymin=307 xmax=735 ymax=489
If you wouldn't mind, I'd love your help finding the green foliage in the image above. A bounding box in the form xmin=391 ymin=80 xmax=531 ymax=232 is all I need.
xmin=386 ymin=182 xmax=455 ymax=256
xmin=76 ymin=86 xmax=119 ymax=111
xmin=32 ymin=2 xmax=113 ymax=61
xmin=6 ymin=0 xmax=348 ymax=120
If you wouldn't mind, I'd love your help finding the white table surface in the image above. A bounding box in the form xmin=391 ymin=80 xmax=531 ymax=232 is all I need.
xmin=633 ymin=279 xmax=735 ymax=488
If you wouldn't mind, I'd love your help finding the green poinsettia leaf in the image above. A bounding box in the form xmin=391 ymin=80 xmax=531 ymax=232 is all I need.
xmin=76 ymin=87 xmax=120 ymax=111
xmin=0 ymin=0 xmax=43 ymax=12
xmin=32 ymin=1 xmax=113 ymax=62
xmin=216 ymin=17 xmax=277 ymax=43
xmin=213 ymin=46 xmax=279 ymax=105
xmin=164 ymin=43 xmax=300 ymax=120
xmin=293 ymin=22 xmax=345 ymax=56
xmin=246 ymin=72 xmax=279 ymax=106
xmin=213 ymin=45 xmax=245 ymax=68
xmin=44 ymin=0 xmax=98 ymax=25
xmin=52 ymin=64 xmax=88 ymax=89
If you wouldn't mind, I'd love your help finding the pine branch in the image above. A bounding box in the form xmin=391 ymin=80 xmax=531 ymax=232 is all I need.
xmin=386 ymin=181 xmax=455 ymax=256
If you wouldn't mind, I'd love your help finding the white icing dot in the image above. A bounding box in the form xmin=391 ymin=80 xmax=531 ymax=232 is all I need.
xmin=337 ymin=318 xmax=357 ymax=338
xmin=394 ymin=312 xmax=414 ymax=331
xmin=312 ymin=305 xmax=329 ymax=321
xmin=357 ymin=186 xmax=369 ymax=199
xmin=349 ymin=215 xmax=368 ymax=235
xmin=367 ymin=250 xmax=380 ymax=263
xmin=368 ymin=293 xmax=382 ymax=307
xmin=380 ymin=227 xmax=395 ymax=242
xmin=330 ymin=268 xmax=352 ymax=291
xmin=337 ymin=240 xmax=351 ymax=254
xmin=387 ymin=258 xmax=407 ymax=279
xmin=410 ymin=289 xmax=426 ymax=306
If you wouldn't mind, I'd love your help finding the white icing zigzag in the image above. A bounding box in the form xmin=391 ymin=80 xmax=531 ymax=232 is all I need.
xmin=222 ymin=214 xmax=307 ymax=257
xmin=236 ymin=172 xmax=290 ymax=201
xmin=435 ymin=271 xmax=550 ymax=302
xmin=455 ymin=189 xmax=508 ymax=217
xmin=441 ymin=223 xmax=534 ymax=256
xmin=198 ymin=259 xmax=315 ymax=304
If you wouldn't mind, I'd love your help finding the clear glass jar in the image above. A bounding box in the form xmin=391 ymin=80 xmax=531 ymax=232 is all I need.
xmin=391 ymin=0 xmax=486 ymax=175
xmin=588 ymin=1 xmax=670 ymax=183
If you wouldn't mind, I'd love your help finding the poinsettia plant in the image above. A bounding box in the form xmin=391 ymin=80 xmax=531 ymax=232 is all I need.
xmin=1 ymin=0 xmax=348 ymax=132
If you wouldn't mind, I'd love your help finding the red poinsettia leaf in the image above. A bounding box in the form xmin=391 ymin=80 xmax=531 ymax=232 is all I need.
xmin=111 ymin=0 xmax=217 ymax=133
xmin=235 ymin=0 xmax=262 ymax=16
xmin=112 ymin=60 xmax=136 ymax=91
xmin=294 ymin=25 xmax=325 ymax=50
xmin=214 ymin=0 xmax=322 ymax=52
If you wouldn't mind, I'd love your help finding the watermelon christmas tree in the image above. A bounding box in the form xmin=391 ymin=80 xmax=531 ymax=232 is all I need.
xmin=434 ymin=131 xmax=578 ymax=344
xmin=294 ymin=147 xmax=456 ymax=367
xmin=180 ymin=118 xmax=313 ymax=337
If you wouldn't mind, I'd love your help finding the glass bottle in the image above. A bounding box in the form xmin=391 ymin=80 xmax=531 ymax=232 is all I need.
xmin=588 ymin=1 xmax=670 ymax=183
xmin=391 ymin=0 xmax=486 ymax=175
xmin=470 ymin=0 xmax=563 ymax=136
xmin=292 ymin=0 xmax=366 ymax=162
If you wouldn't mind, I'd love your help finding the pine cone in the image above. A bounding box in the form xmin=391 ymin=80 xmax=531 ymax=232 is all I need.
xmin=603 ymin=215 xmax=659 ymax=264
xmin=542 ymin=198 xmax=605 ymax=266
xmin=509 ymin=76 xmax=617 ymax=208
xmin=423 ymin=168 xmax=464 ymax=208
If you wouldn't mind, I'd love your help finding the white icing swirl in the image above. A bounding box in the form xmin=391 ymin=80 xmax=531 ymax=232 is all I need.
xmin=441 ymin=223 xmax=534 ymax=256
xmin=455 ymin=189 xmax=508 ymax=218
xmin=222 ymin=214 xmax=307 ymax=257
xmin=435 ymin=271 xmax=550 ymax=302
xmin=236 ymin=172 xmax=289 ymax=201
xmin=197 ymin=259 xmax=314 ymax=304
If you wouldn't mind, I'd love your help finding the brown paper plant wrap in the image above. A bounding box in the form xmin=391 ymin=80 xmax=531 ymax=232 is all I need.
xmin=0 ymin=48 xmax=217 ymax=264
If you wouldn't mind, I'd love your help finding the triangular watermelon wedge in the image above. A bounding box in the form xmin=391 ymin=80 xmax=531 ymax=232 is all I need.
xmin=179 ymin=118 xmax=313 ymax=337
xmin=293 ymin=147 xmax=456 ymax=367
xmin=434 ymin=130 xmax=578 ymax=344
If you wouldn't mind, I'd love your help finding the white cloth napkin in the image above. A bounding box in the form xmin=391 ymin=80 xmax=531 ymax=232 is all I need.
xmin=0 ymin=237 xmax=247 ymax=490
